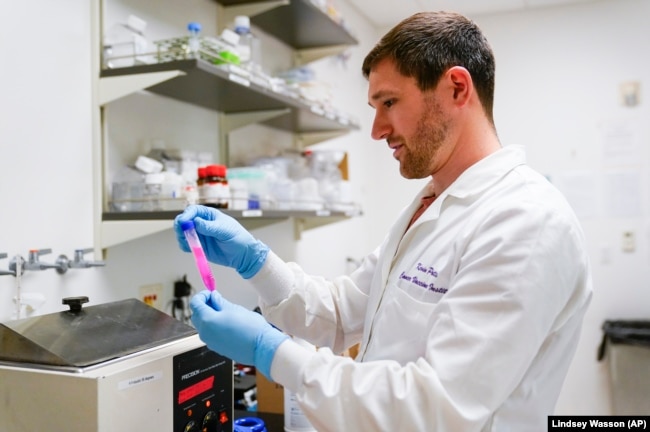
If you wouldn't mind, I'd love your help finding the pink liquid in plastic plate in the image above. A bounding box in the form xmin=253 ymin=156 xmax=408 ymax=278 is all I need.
xmin=192 ymin=246 xmax=216 ymax=292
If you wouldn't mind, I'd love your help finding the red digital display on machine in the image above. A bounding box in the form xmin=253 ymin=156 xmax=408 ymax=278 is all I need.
xmin=178 ymin=376 xmax=215 ymax=405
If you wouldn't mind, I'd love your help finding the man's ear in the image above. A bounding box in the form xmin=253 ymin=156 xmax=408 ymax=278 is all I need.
xmin=446 ymin=66 xmax=472 ymax=105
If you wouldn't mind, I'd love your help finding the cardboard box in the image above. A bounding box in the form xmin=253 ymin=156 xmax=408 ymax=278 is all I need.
xmin=256 ymin=372 xmax=284 ymax=414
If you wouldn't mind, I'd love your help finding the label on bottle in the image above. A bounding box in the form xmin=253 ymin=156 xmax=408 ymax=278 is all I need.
xmin=201 ymin=182 xmax=230 ymax=206
xmin=284 ymin=388 xmax=315 ymax=432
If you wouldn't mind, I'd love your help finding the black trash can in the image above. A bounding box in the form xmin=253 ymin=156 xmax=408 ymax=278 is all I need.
xmin=598 ymin=320 xmax=650 ymax=415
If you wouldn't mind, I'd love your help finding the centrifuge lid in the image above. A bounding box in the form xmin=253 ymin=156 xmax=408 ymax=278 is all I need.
xmin=0 ymin=298 xmax=196 ymax=368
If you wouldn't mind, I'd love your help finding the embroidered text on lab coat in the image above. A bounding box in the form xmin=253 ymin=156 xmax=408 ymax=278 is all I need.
xmin=399 ymin=262 xmax=448 ymax=294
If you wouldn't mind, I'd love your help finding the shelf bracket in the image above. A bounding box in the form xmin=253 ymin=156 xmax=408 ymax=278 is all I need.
xmin=294 ymin=45 xmax=350 ymax=66
xmin=293 ymin=218 xmax=304 ymax=240
xmin=98 ymin=70 xmax=186 ymax=105
xmin=294 ymin=130 xmax=349 ymax=149
xmin=217 ymin=0 xmax=290 ymax=33
xmin=293 ymin=216 xmax=331 ymax=240
xmin=100 ymin=220 xmax=173 ymax=249
xmin=217 ymin=108 xmax=290 ymax=164
xmin=221 ymin=109 xmax=290 ymax=134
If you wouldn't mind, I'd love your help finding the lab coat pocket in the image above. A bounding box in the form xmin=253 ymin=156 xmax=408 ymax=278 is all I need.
xmin=368 ymin=283 xmax=440 ymax=363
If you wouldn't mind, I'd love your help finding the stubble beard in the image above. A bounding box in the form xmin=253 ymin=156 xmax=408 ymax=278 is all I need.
xmin=399 ymin=98 xmax=449 ymax=179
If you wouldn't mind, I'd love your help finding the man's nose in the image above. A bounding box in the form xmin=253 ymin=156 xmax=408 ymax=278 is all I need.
xmin=371 ymin=113 xmax=390 ymax=141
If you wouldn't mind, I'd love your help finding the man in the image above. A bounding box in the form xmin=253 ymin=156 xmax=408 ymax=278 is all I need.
xmin=176 ymin=11 xmax=592 ymax=431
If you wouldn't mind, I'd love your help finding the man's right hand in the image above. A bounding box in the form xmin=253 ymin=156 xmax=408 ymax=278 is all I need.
xmin=174 ymin=205 xmax=269 ymax=279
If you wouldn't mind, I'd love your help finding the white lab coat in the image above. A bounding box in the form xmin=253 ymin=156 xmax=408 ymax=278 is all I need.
xmin=251 ymin=145 xmax=592 ymax=432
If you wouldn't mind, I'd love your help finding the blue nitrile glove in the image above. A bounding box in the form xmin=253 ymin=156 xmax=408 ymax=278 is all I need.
xmin=190 ymin=290 xmax=289 ymax=379
xmin=174 ymin=205 xmax=269 ymax=279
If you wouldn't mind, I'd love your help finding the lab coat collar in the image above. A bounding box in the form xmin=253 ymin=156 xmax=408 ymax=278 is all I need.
xmin=406 ymin=145 xmax=527 ymax=224
xmin=443 ymin=145 xmax=527 ymax=199
xmin=387 ymin=145 xmax=527 ymax=267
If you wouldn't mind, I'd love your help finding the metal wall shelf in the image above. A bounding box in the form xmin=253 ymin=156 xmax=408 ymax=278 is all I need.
xmin=101 ymin=208 xmax=361 ymax=247
xmin=100 ymin=59 xmax=358 ymax=133
xmin=93 ymin=0 xmax=361 ymax=252
xmin=217 ymin=0 xmax=357 ymax=49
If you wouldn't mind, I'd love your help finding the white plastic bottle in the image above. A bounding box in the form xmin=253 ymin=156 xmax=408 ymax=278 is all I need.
xmin=284 ymin=338 xmax=316 ymax=432
xmin=233 ymin=15 xmax=262 ymax=72
xmin=187 ymin=21 xmax=202 ymax=58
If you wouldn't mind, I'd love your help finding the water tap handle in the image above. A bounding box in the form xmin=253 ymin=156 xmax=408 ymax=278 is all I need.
xmin=0 ymin=253 xmax=15 ymax=276
xmin=69 ymin=248 xmax=106 ymax=269
xmin=25 ymin=248 xmax=61 ymax=271
xmin=28 ymin=248 xmax=50 ymax=260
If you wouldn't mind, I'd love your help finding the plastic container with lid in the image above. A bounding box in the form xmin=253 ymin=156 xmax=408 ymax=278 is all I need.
xmin=187 ymin=21 xmax=202 ymax=58
xmin=111 ymin=165 xmax=145 ymax=212
xmin=233 ymin=15 xmax=262 ymax=72
xmin=227 ymin=167 xmax=269 ymax=210
xmin=159 ymin=171 xmax=184 ymax=210
xmin=228 ymin=178 xmax=249 ymax=210
xmin=143 ymin=172 xmax=164 ymax=211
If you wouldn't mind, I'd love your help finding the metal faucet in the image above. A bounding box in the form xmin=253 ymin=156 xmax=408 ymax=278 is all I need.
xmin=24 ymin=249 xmax=68 ymax=274
xmin=2 ymin=248 xmax=105 ymax=276
xmin=68 ymin=248 xmax=106 ymax=269
xmin=0 ymin=253 xmax=15 ymax=276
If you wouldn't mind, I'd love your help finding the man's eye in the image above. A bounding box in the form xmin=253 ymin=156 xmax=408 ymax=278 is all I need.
xmin=384 ymin=99 xmax=394 ymax=108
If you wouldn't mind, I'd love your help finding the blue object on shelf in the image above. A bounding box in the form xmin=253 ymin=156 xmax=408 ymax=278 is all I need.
xmin=234 ymin=416 xmax=267 ymax=432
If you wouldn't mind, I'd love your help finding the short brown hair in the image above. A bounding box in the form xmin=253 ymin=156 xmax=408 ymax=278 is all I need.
xmin=362 ymin=12 xmax=496 ymax=124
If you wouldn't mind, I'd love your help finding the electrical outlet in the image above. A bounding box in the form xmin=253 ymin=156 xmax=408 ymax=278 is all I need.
xmin=622 ymin=231 xmax=635 ymax=253
xmin=139 ymin=283 xmax=163 ymax=309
